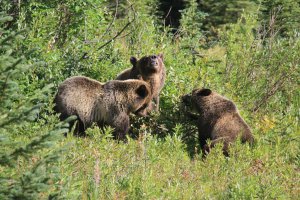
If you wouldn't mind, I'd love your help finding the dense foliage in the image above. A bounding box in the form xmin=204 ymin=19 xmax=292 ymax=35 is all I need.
xmin=0 ymin=0 xmax=299 ymax=199
xmin=0 ymin=12 xmax=70 ymax=199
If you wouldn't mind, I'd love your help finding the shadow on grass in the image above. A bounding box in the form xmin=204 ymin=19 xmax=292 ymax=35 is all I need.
xmin=129 ymin=98 xmax=201 ymax=159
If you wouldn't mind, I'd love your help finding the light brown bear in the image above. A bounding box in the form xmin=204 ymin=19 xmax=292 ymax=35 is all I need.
xmin=116 ymin=54 xmax=166 ymax=113
xmin=182 ymin=88 xmax=254 ymax=156
xmin=54 ymin=76 xmax=151 ymax=140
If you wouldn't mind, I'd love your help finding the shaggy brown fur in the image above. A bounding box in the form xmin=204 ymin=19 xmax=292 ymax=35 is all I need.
xmin=182 ymin=88 xmax=254 ymax=156
xmin=116 ymin=54 xmax=166 ymax=113
xmin=54 ymin=76 xmax=151 ymax=140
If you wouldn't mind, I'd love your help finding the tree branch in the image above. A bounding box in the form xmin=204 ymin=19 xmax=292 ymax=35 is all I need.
xmin=96 ymin=4 xmax=136 ymax=51
xmin=98 ymin=0 xmax=119 ymax=41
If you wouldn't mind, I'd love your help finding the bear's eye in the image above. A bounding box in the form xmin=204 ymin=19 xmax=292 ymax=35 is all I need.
xmin=136 ymin=85 xmax=148 ymax=98
xmin=142 ymin=58 xmax=146 ymax=62
xmin=197 ymin=88 xmax=212 ymax=96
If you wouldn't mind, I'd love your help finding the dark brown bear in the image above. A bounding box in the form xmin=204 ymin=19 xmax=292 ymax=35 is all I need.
xmin=182 ymin=88 xmax=254 ymax=156
xmin=116 ymin=54 xmax=166 ymax=113
xmin=54 ymin=76 xmax=151 ymax=140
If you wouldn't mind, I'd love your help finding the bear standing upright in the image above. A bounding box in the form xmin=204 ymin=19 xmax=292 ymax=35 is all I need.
xmin=116 ymin=54 xmax=166 ymax=113
xmin=182 ymin=88 xmax=254 ymax=156
xmin=54 ymin=76 xmax=151 ymax=140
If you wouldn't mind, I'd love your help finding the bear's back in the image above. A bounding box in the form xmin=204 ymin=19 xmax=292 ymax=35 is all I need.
xmin=194 ymin=90 xmax=253 ymax=144
xmin=211 ymin=112 xmax=252 ymax=143
xmin=54 ymin=76 xmax=104 ymax=122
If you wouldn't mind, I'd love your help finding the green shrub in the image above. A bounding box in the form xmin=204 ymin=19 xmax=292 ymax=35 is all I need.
xmin=0 ymin=11 xmax=68 ymax=199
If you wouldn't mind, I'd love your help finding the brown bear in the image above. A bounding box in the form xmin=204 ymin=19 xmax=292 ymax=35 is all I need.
xmin=116 ymin=54 xmax=166 ymax=113
xmin=54 ymin=76 xmax=151 ymax=140
xmin=182 ymin=88 xmax=254 ymax=156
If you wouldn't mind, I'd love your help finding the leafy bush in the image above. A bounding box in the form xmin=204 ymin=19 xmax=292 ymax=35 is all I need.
xmin=0 ymin=11 xmax=69 ymax=199
xmin=222 ymin=13 xmax=299 ymax=137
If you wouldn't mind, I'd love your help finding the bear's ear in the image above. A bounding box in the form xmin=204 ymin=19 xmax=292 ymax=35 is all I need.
xmin=136 ymin=84 xmax=148 ymax=98
xmin=130 ymin=57 xmax=137 ymax=66
xmin=158 ymin=53 xmax=164 ymax=61
xmin=137 ymin=75 xmax=143 ymax=80
xmin=197 ymin=88 xmax=212 ymax=96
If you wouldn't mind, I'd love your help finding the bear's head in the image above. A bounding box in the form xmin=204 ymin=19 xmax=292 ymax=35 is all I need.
xmin=130 ymin=54 xmax=164 ymax=76
xmin=182 ymin=88 xmax=212 ymax=113
xmin=182 ymin=88 xmax=236 ymax=115
xmin=116 ymin=80 xmax=152 ymax=116
xmin=132 ymin=83 xmax=152 ymax=116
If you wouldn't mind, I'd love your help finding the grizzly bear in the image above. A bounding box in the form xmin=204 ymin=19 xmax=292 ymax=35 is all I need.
xmin=54 ymin=76 xmax=151 ymax=140
xmin=116 ymin=54 xmax=166 ymax=113
xmin=182 ymin=88 xmax=254 ymax=156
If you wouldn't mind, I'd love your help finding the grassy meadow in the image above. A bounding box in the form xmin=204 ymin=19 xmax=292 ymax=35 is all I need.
xmin=0 ymin=0 xmax=299 ymax=199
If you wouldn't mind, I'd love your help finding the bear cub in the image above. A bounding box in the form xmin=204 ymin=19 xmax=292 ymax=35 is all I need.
xmin=116 ymin=54 xmax=166 ymax=113
xmin=54 ymin=76 xmax=151 ymax=140
xmin=182 ymin=88 xmax=254 ymax=156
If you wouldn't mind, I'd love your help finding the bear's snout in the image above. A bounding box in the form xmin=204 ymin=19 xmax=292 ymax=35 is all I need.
xmin=150 ymin=55 xmax=158 ymax=66
xmin=181 ymin=94 xmax=192 ymax=106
